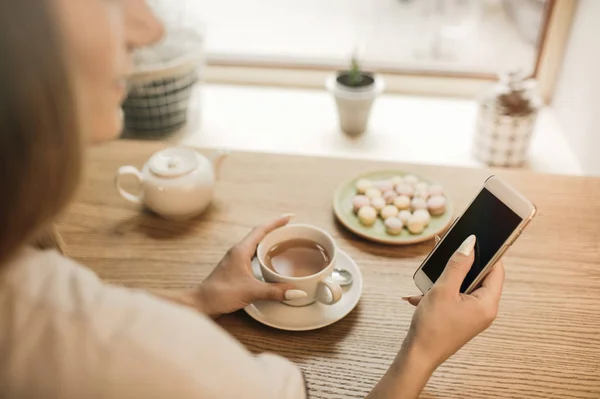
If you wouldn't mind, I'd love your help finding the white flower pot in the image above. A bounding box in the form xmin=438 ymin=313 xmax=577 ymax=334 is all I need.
xmin=327 ymin=73 xmax=384 ymax=137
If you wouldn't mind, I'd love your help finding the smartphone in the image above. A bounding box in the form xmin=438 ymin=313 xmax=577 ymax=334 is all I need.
xmin=413 ymin=175 xmax=536 ymax=294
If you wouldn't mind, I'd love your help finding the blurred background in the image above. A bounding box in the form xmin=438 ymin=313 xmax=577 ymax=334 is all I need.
xmin=199 ymin=0 xmax=546 ymax=75
xmin=126 ymin=0 xmax=599 ymax=177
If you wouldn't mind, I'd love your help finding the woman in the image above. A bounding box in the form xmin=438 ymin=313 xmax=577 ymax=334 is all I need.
xmin=0 ymin=0 xmax=505 ymax=398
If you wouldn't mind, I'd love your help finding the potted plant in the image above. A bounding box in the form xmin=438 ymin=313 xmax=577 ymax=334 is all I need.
xmin=327 ymin=56 xmax=384 ymax=137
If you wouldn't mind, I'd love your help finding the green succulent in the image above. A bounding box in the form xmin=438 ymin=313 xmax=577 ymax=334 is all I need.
xmin=348 ymin=57 xmax=363 ymax=86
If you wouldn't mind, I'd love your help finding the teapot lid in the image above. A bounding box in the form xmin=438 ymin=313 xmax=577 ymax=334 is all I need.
xmin=148 ymin=147 xmax=199 ymax=178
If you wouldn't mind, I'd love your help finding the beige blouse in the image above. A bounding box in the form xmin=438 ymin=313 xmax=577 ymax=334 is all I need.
xmin=0 ymin=247 xmax=306 ymax=398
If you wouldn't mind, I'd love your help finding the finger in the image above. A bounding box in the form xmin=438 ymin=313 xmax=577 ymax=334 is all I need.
xmin=402 ymin=295 xmax=423 ymax=306
xmin=437 ymin=235 xmax=476 ymax=291
xmin=253 ymin=282 xmax=305 ymax=302
xmin=471 ymin=260 xmax=505 ymax=303
xmin=435 ymin=235 xmax=441 ymax=244
xmin=239 ymin=214 xmax=295 ymax=253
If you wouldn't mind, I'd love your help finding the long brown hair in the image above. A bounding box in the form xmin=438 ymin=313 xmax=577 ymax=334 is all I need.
xmin=0 ymin=0 xmax=81 ymax=264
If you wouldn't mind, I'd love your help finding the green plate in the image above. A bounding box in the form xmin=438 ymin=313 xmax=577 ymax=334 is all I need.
xmin=333 ymin=171 xmax=454 ymax=245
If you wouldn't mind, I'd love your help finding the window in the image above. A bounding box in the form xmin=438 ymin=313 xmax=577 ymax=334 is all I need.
xmin=155 ymin=0 xmax=576 ymax=100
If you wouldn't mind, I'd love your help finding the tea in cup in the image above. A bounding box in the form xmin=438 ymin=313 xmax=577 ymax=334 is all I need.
xmin=257 ymin=224 xmax=343 ymax=307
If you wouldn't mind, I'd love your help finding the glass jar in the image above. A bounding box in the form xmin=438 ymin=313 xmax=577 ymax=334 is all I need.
xmin=473 ymin=71 xmax=543 ymax=167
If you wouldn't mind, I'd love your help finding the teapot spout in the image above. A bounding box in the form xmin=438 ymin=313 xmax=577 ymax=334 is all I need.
xmin=210 ymin=149 xmax=229 ymax=179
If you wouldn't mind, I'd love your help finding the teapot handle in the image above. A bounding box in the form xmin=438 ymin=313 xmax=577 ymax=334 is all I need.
xmin=115 ymin=166 xmax=143 ymax=204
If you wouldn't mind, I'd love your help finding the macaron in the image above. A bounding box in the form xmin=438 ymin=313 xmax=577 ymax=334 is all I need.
xmin=395 ymin=183 xmax=415 ymax=198
xmin=365 ymin=187 xmax=383 ymax=200
xmin=380 ymin=204 xmax=399 ymax=220
xmin=384 ymin=217 xmax=404 ymax=235
xmin=411 ymin=197 xmax=428 ymax=211
xmin=393 ymin=195 xmax=411 ymax=210
xmin=374 ymin=180 xmax=394 ymax=193
xmin=403 ymin=175 xmax=420 ymax=186
xmin=358 ymin=206 xmax=378 ymax=226
xmin=352 ymin=195 xmax=371 ymax=213
xmin=355 ymin=179 xmax=372 ymax=194
xmin=390 ymin=176 xmax=404 ymax=186
xmin=427 ymin=195 xmax=447 ymax=216
xmin=383 ymin=190 xmax=397 ymax=204
xmin=414 ymin=189 xmax=430 ymax=200
xmin=371 ymin=197 xmax=386 ymax=212
xmin=413 ymin=209 xmax=431 ymax=226
xmin=415 ymin=182 xmax=429 ymax=193
xmin=407 ymin=215 xmax=426 ymax=234
xmin=398 ymin=210 xmax=412 ymax=224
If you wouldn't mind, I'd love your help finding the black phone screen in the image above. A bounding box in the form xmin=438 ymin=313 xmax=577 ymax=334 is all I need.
xmin=421 ymin=188 xmax=522 ymax=293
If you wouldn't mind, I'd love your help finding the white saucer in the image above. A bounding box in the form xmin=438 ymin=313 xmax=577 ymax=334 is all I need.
xmin=244 ymin=250 xmax=363 ymax=331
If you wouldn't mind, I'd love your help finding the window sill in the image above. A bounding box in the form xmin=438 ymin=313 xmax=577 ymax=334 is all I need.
xmin=174 ymin=83 xmax=582 ymax=176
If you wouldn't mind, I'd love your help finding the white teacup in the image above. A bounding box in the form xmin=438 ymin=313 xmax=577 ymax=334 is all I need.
xmin=257 ymin=224 xmax=343 ymax=307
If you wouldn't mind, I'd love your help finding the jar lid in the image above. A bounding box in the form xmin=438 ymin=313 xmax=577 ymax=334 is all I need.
xmin=148 ymin=147 xmax=198 ymax=178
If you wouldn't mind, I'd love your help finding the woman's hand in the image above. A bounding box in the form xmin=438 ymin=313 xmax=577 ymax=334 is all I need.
xmin=402 ymin=235 xmax=505 ymax=369
xmin=367 ymin=235 xmax=505 ymax=399
xmin=193 ymin=214 xmax=304 ymax=318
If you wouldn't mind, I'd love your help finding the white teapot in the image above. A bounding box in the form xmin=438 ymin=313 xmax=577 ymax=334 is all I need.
xmin=115 ymin=147 xmax=227 ymax=220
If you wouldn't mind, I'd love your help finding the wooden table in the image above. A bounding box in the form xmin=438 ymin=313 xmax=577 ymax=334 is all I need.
xmin=59 ymin=140 xmax=600 ymax=398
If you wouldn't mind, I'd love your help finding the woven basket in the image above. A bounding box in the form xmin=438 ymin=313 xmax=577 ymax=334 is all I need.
xmin=122 ymin=29 xmax=204 ymax=139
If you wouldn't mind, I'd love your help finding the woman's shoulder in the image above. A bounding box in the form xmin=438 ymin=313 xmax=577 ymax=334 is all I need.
xmin=0 ymin=246 xmax=101 ymax=314
xmin=0 ymin=246 xmax=202 ymax=339
xmin=0 ymin=247 xmax=306 ymax=399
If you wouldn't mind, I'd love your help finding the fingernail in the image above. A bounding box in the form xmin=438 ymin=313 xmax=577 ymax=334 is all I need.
xmin=457 ymin=235 xmax=476 ymax=256
xmin=401 ymin=296 xmax=412 ymax=301
xmin=281 ymin=213 xmax=296 ymax=219
xmin=285 ymin=289 xmax=307 ymax=300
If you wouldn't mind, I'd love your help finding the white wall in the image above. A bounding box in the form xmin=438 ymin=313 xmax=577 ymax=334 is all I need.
xmin=553 ymin=0 xmax=600 ymax=176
